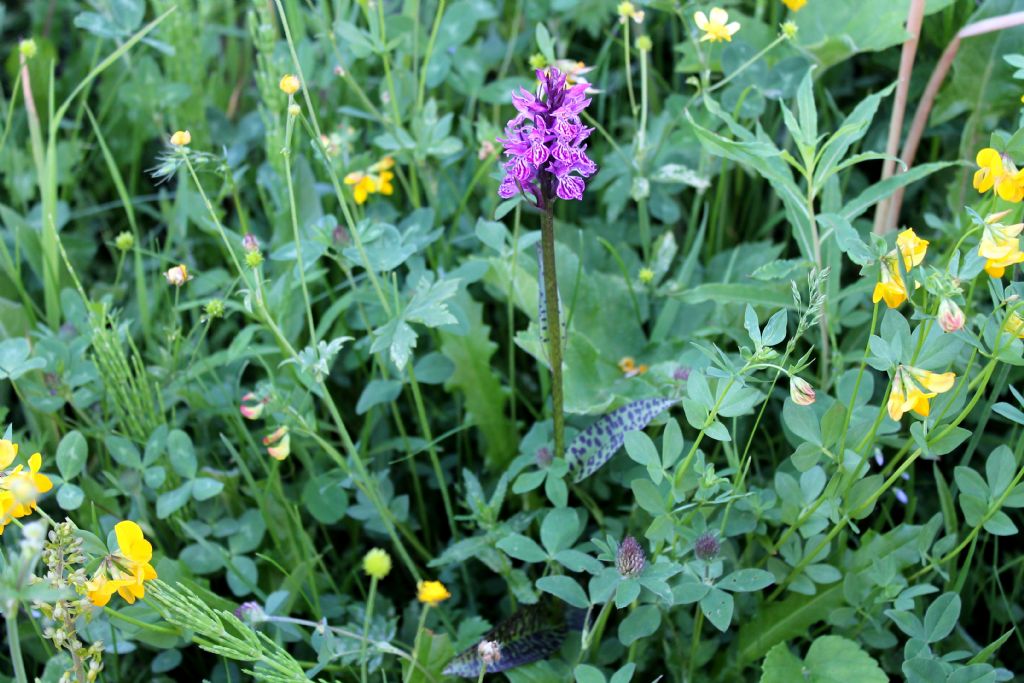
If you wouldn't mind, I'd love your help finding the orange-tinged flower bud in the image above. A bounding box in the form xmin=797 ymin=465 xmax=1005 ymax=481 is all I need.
xmin=263 ymin=426 xmax=290 ymax=460
xmin=937 ymin=299 xmax=965 ymax=333
xmin=790 ymin=376 xmax=816 ymax=406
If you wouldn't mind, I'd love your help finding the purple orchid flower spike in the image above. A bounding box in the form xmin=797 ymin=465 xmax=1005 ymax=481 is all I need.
xmin=497 ymin=68 xmax=597 ymax=207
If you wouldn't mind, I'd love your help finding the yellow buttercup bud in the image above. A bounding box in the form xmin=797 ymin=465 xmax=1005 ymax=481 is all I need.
xmin=19 ymin=38 xmax=38 ymax=59
xmin=279 ymin=74 xmax=301 ymax=95
xmin=636 ymin=35 xmax=653 ymax=52
xmin=115 ymin=231 xmax=135 ymax=252
xmin=362 ymin=548 xmax=393 ymax=580
xmin=170 ymin=130 xmax=191 ymax=146
xmin=288 ymin=103 xmax=301 ymax=117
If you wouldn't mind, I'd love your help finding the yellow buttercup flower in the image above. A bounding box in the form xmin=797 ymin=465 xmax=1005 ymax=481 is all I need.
xmin=279 ymin=74 xmax=301 ymax=95
xmin=694 ymin=7 xmax=740 ymax=43
xmin=887 ymin=365 xmax=956 ymax=422
xmin=0 ymin=442 xmax=53 ymax=534
xmin=363 ymin=548 xmax=393 ymax=580
xmin=417 ymin=580 xmax=451 ymax=606
xmin=86 ymin=521 xmax=158 ymax=606
xmin=781 ymin=0 xmax=807 ymax=10
xmin=973 ymin=148 xmax=1024 ymax=202
xmin=164 ymin=264 xmax=190 ymax=287
xmin=170 ymin=130 xmax=191 ymax=146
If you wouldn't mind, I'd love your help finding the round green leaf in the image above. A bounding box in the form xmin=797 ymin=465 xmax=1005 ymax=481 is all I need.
xmin=55 ymin=430 xmax=87 ymax=480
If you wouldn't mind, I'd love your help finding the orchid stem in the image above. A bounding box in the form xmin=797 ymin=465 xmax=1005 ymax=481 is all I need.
xmin=540 ymin=204 xmax=566 ymax=459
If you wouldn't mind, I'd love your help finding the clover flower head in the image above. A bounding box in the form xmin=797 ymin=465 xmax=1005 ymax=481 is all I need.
xmin=616 ymin=536 xmax=646 ymax=577
xmin=694 ymin=532 xmax=720 ymax=561
xmin=497 ymin=67 xmax=597 ymax=206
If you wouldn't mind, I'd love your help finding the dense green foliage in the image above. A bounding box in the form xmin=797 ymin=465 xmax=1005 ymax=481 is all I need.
xmin=2 ymin=0 xmax=1024 ymax=681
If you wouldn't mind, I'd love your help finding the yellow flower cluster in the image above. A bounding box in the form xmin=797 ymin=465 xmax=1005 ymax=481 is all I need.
xmin=344 ymin=157 xmax=396 ymax=205
xmin=974 ymin=148 xmax=1024 ymax=203
xmin=978 ymin=211 xmax=1024 ymax=278
xmin=85 ymin=521 xmax=158 ymax=607
xmin=887 ymin=365 xmax=956 ymax=422
xmin=872 ymin=229 xmax=929 ymax=309
xmin=417 ymin=580 xmax=451 ymax=606
xmin=694 ymin=7 xmax=740 ymax=43
xmin=0 ymin=439 xmax=53 ymax=534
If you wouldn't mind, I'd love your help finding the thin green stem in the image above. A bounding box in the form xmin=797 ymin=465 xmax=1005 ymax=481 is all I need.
xmin=6 ymin=609 xmax=28 ymax=683
xmin=359 ymin=577 xmax=378 ymax=683
xmin=416 ymin=0 xmax=448 ymax=114
xmin=540 ymin=205 xmax=565 ymax=459
xmin=283 ymin=105 xmax=318 ymax=343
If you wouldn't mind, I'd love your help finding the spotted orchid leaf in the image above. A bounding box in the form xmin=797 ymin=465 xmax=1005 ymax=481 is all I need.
xmin=567 ymin=397 xmax=678 ymax=482
xmin=442 ymin=598 xmax=586 ymax=678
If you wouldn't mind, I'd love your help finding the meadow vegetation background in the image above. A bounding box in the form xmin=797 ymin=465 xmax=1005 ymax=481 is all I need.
xmin=2 ymin=0 xmax=1024 ymax=681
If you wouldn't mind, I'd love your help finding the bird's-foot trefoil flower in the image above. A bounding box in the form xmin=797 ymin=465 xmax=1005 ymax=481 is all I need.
xmin=497 ymin=67 xmax=596 ymax=206
xmin=974 ymin=148 xmax=1024 ymax=202
xmin=694 ymin=8 xmax=740 ymax=42
xmin=0 ymin=440 xmax=53 ymax=534
xmin=1004 ymin=311 xmax=1024 ymax=339
xmin=86 ymin=521 xmax=158 ymax=607
xmin=887 ymin=365 xmax=956 ymax=421
xmin=895 ymin=228 xmax=929 ymax=269
xmin=979 ymin=212 xmax=1024 ymax=277
xmin=344 ymin=157 xmax=396 ymax=205
xmin=263 ymin=426 xmax=290 ymax=460
xmin=240 ymin=392 xmax=268 ymax=420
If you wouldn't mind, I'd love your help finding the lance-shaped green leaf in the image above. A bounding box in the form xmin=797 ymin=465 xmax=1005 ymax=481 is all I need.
xmin=567 ymin=398 xmax=678 ymax=482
